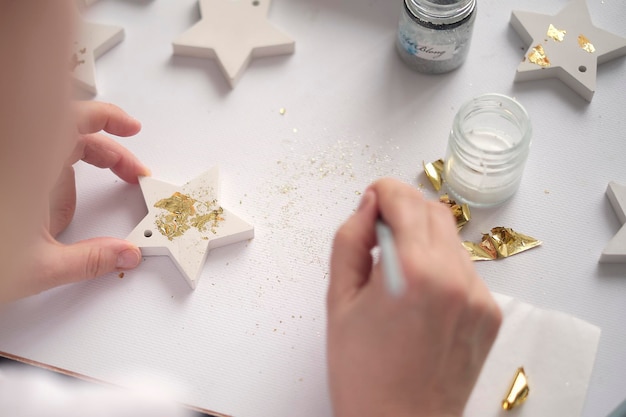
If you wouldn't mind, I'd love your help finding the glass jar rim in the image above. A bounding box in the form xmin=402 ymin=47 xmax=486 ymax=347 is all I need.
xmin=406 ymin=0 xmax=476 ymax=24
xmin=452 ymin=93 xmax=532 ymax=157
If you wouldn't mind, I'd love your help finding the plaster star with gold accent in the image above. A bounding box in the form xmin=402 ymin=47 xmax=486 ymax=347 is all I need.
xmin=72 ymin=20 xmax=124 ymax=94
xmin=173 ymin=0 xmax=295 ymax=88
xmin=510 ymin=0 xmax=626 ymax=101
xmin=600 ymin=182 xmax=626 ymax=263
xmin=126 ymin=167 xmax=254 ymax=289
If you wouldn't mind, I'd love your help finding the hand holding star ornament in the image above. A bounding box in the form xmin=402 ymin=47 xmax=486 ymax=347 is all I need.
xmin=126 ymin=168 xmax=254 ymax=289
xmin=510 ymin=0 xmax=626 ymax=101
xmin=173 ymin=0 xmax=295 ymax=88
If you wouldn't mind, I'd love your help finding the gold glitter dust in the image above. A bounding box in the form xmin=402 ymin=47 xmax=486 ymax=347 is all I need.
xmin=154 ymin=192 xmax=225 ymax=240
xmin=279 ymin=108 xmax=286 ymax=115
xmin=528 ymin=45 xmax=550 ymax=67
xmin=118 ymin=272 xmax=125 ymax=279
xmin=547 ymin=24 xmax=566 ymax=42
xmin=578 ymin=34 xmax=596 ymax=53
xmin=293 ymin=128 xmax=298 ymax=133
xmin=355 ymin=190 xmax=362 ymax=196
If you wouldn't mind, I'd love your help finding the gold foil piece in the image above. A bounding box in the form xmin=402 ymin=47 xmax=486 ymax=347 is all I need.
xmin=547 ymin=24 xmax=567 ymax=42
xmin=578 ymin=34 xmax=596 ymax=53
xmin=440 ymin=194 xmax=471 ymax=231
xmin=462 ymin=233 xmax=498 ymax=261
xmin=424 ymin=159 xmax=444 ymax=191
xmin=154 ymin=192 xmax=225 ymax=240
xmin=528 ymin=45 xmax=550 ymax=67
xmin=463 ymin=228 xmax=541 ymax=261
xmin=490 ymin=227 xmax=542 ymax=258
xmin=502 ymin=367 xmax=529 ymax=410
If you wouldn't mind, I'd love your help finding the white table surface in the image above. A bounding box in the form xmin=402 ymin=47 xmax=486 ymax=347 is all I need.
xmin=1 ymin=0 xmax=625 ymax=416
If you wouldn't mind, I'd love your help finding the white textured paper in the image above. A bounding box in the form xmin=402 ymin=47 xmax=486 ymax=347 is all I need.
xmin=0 ymin=292 xmax=601 ymax=417
xmin=466 ymin=293 xmax=601 ymax=416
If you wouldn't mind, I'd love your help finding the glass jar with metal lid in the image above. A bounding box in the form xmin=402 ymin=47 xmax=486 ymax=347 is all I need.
xmin=396 ymin=0 xmax=477 ymax=74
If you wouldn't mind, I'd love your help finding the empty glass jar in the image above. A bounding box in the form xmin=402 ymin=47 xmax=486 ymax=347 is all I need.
xmin=443 ymin=94 xmax=532 ymax=207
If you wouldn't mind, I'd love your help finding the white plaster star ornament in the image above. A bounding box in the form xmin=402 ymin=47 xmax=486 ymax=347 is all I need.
xmin=72 ymin=20 xmax=124 ymax=94
xmin=600 ymin=182 xmax=626 ymax=263
xmin=510 ymin=0 xmax=626 ymax=101
xmin=127 ymin=168 xmax=254 ymax=289
xmin=173 ymin=0 xmax=295 ymax=88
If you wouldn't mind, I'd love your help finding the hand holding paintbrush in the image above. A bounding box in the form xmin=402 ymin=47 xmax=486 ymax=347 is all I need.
xmin=327 ymin=179 xmax=502 ymax=417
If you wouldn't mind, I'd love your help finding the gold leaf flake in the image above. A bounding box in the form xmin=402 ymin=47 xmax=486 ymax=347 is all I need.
xmin=463 ymin=227 xmax=541 ymax=261
xmin=462 ymin=235 xmax=498 ymax=261
xmin=502 ymin=367 xmax=530 ymax=410
xmin=424 ymin=159 xmax=444 ymax=191
xmin=154 ymin=192 xmax=225 ymax=240
xmin=191 ymin=207 xmax=224 ymax=234
xmin=490 ymin=227 xmax=542 ymax=258
xmin=70 ymin=53 xmax=86 ymax=71
xmin=547 ymin=24 xmax=567 ymax=42
xmin=578 ymin=34 xmax=596 ymax=53
xmin=528 ymin=45 xmax=550 ymax=67
xmin=440 ymin=194 xmax=471 ymax=231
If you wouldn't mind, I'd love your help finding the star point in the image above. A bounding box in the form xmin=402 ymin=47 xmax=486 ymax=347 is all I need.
xmin=72 ymin=20 xmax=124 ymax=94
xmin=127 ymin=168 xmax=254 ymax=288
xmin=600 ymin=182 xmax=626 ymax=263
xmin=510 ymin=0 xmax=626 ymax=101
xmin=173 ymin=0 xmax=295 ymax=88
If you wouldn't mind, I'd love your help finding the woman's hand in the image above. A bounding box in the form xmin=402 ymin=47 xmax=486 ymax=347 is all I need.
xmin=0 ymin=102 xmax=150 ymax=303
xmin=327 ymin=179 xmax=502 ymax=417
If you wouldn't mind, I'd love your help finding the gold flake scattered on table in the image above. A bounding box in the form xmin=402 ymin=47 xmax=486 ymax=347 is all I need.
xmin=423 ymin=159 xmax=444 ymax=191
xmin=502 ymin=367 xmax=530 ymax=410
xmin=578 ymin=34 xmax=596 ymax=53
xmin=279 ymin=108 xmax=286 ymax=115
xmin=463 ymin=227 xmax=541 ymax=261
xmin=528 ymin=45 xmax=550 ymax=67
xmin=547 ymin=24 xmax=566 ymax=42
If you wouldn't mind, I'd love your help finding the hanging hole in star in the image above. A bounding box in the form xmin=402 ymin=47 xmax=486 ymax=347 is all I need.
xmin=252 ymin=0 xmax=260 ymax=5
xmin=578 ymin=65 xmax=587 ymax=73
xmin=144 ymin=230 xmax=153 ymax=238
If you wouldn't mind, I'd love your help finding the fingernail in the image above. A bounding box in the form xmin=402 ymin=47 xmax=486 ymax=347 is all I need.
xmin=357 ymin=189 xmax=374 ymax=212
xmin=116 ymin=249 xmax=141 ymax=269
xmin=141 ymin=166 xmax=152 ymax=177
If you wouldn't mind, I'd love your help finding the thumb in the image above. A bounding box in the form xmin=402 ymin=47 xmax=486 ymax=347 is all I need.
xmin=41 ymin=238 xmax=142 ymax=288
xmin=328 ymin=189 xmax=377 ymax=310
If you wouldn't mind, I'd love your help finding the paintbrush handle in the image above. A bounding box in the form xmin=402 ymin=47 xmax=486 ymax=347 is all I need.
xmin=376 ymin=219 xmax=406 ymax=297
